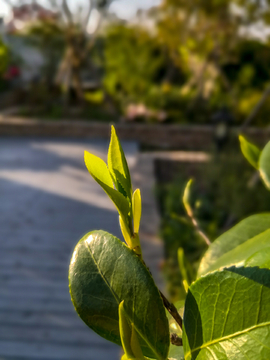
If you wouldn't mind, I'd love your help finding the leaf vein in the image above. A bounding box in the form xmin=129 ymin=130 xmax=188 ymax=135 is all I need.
xmin=185 ymin=320 xmax=270 ymax=358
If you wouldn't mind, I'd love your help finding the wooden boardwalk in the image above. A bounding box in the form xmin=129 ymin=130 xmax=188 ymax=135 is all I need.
xmin=0 ymin=138 xmax=164 ymax=360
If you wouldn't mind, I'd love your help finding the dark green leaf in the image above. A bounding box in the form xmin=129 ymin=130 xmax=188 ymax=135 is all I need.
xmin=69 ymin=230 xmax=170 ymax=360
xmin=108 ymin=126 xmax=132 ymax=201
xmin=183 ymin=267 xmax=270 ymax=360
xmin=198 ymin=213 xmax=270 ymax=276
xmin=259 ymin=140 xmax=270 ymax=189
xmin=239 ymin=135 xmax=260 ymax=169
xmin=245 ymin=247 xmax=270 ymax=269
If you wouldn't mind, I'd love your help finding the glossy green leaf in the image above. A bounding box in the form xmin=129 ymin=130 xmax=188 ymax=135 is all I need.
xmin=108 ymin=125 xmax=132 ymax=201
xmin=84 ymin=151 xmax=130 ymax=228
xmin=132 ymin=189 xmax=142 ymax=234
xmin=69 ymin=230 xmax=170 ymax=360
xmin=84 ymin=151 xmax=114 ymax=188
xmin=183 ymin=266 xmax=270 ymax=360
xmin=119 ymin=301 xmax=145 ymax=360
xmin=198 ymin=213 xmax=270 ymax=276
xmin=244 ymin=247 xmax=270 ymax=269
xmin=200 ymin=228 xmax=270 ymax=273
xmin=259 ymin=140 xmax=270 ymax=189
xmin=239 ymin=135 xmax=261 ymax=169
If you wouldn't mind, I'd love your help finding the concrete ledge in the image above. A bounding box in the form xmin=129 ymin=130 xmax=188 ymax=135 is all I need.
xmin=0 ymin=116 xmax=269 ymax=150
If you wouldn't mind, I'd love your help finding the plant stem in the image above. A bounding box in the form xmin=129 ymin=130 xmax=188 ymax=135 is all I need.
xmin=159 ymin=291 xmax=183 ymax=330
xmin=170 ymin=333 xmax=183 ymax=346
xmin=189 ymin=215 xmax=211 ymax=246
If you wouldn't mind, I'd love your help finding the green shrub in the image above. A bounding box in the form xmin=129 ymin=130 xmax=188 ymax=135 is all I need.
xmin=69 ymin=129 xmax=270 ymax=359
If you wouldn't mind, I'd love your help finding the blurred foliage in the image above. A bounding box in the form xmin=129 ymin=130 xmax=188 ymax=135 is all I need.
xmin=100 ymin=0 xmax=270 ymax=124
xmin=157 ymin=147 xmax=270 ymax=300
xmin=25 ymin=20 xmax=65 ymax=85
xmin=4 ymin=0 xmax=270 ymax=125
xmin=0 ymin=38 xmax=10 ymax=76
xmin=104 ymin=25 xmax=168 ymax=109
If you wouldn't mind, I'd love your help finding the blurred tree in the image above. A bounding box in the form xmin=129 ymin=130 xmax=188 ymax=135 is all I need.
xmin=152 ymin=0 xmax=270 ymax=125
xmin=104 ymin=24 xmax=168 ymax=109
xmin=156 ymin=0 xmax=241 ymax=102
xmin=4 ymin=0 xmax=116 ymax=104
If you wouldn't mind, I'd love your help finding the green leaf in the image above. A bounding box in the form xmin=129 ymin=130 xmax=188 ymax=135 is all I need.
xmin=200 ymin=228 xmax=270 ymax=274
xmin=259 ymin=140 xmax=270 ymax=189
xmin=177 ymin=248 xmax=189 ymax=293
xmin=244 ymin=247 xmax=270 ymax=269
xmin=119 ymin=301 xmax=145 ymax=360
xmin=168 ymin=345 xmax=184 ymax=360
xmin=108 ymin=125 xmax=132 ymax=201
xmin=132 ymin=189 xmax=142 ymax=234
xmin=84 ymin=151 xmax=130 ymax=227
xmin=119 ymin=215 xmax=132 ymax=247
xmin=84 ymin=151 xmax=114 ymax=188
xmin=198 ymin=213 xmax=270 ymax=276
xmin=182 ymin=179 xmax=193 ymax=217
xmin=183 ymin=266 xmax=270 ymax=360
xmin=69 ymin=230 xmax=170 ymax=360
xmin=239 ymin=135 xmax=261 ymax=169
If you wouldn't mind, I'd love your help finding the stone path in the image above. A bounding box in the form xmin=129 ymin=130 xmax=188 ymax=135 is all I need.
xmin=0 ymin=137 xmax=164 ymax=360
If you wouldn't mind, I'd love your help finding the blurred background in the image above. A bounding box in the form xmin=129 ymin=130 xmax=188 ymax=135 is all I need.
xmin=1 ymin=0 xmax=270 ymax=359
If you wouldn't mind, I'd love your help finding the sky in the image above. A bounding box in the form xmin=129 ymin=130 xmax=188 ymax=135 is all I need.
xmin=0 ymin=0 xmax=161 ymax=20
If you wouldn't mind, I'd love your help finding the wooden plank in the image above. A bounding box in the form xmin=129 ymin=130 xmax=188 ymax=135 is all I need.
xmin=0 ymin=324 xmax=116 ymax=347
xmin=1 ymin=285 xmax=69 ymax=300
xmin=0 ymin=279 xmax=69 ymax=290
xmin=0 ymin=340 xmax=120 ymax=360
xmin=0 ymin=267 xmax=67 ymax=281
xmin=0 ymin=297 xmax=74 ymax=313
xmin=0 ymin=309 xmax=84 ymax=328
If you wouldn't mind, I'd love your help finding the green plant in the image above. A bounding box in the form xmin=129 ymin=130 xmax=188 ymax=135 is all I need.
xmin=69 ymin=127 xmax=270 ymax=359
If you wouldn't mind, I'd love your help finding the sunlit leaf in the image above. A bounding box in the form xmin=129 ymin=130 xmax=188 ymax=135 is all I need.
xmin=84 ymin=151 xmax=130 ymax=228
xmin=108 ymin=125 xmax=132 ymax=201
xmin=200 ymin=228 xmax=270 ymax=273
xmin=244 ymin=247 xmax=270 ymax=269
xmin=198 ymin=213 xmax=270 ymax=276
xmin=177 ymin=248 xmax=189 ymax=293
xmin=84 ymin=151 xmax=114 ymax=188
xmin=133 ymin=189 xmax=142 ymax=234
xmin=239 ymin=135 xmax=260 ymax=169
xmin=259 ymin=140 xmax=270 ymax=189
xmin=182 ymin=179 xmax=193 ymax=217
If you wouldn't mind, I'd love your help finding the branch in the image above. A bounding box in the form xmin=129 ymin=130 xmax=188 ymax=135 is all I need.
xmin=170 ymin=333 xmax=183 ymax=346
xmin=159 ymin=291 xmax=183 ymax=330
xmin=241 ymin=84 xmax=270 ymax=131
xmin=62 ymin=0 xmax=73 ymax=24
xmin=183 ymin=179 xmax=211 ymax=247
xmin=83 ymin=0 xmax=93 ymax=30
